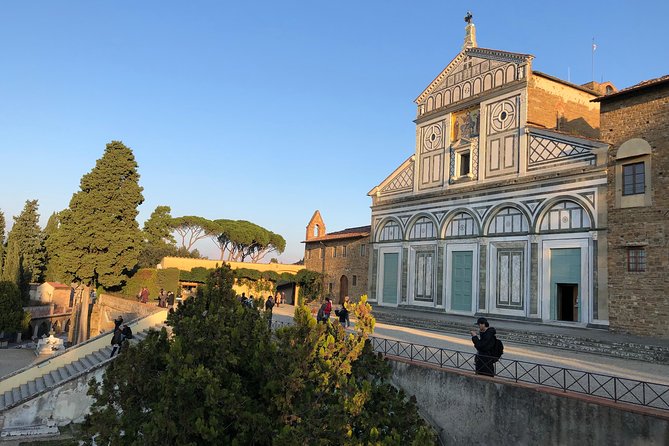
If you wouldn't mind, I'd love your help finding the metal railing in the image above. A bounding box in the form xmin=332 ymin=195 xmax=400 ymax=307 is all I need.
xmin=371 ymin=337 xmax=669 ymax=411
xmin=270 ymin=320 xmax=669 ymax=411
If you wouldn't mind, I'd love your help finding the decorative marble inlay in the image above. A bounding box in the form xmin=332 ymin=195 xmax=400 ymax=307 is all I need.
xmin=381 ymin=163 xmax=414 ymax=193
xmin=489 ymin=99 xmax=517 ymax=133
xmin=528 ymin=133 xmax=595 ymax=167
xmin=579 ymin=192 xmax=595 ymax=206
xmin=539 ymin=201 xmax=591 ymax=232
xmin=423 ymin=123 xmax=444 ymax=152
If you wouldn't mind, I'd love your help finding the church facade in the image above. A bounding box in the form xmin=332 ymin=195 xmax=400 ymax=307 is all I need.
xmin=367 ymin=19 xmax=611 ymax=327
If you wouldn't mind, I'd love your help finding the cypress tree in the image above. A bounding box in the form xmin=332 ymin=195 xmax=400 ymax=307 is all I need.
xmin=0 ymin=210 xmax=5 ymax=276
xmin=51 ymin=141 xmax=144 ymax=289
xmin=1 ymin=200 xmax=46 ymax=298
xmin=43 ymin=212 xmax=63 ymax=282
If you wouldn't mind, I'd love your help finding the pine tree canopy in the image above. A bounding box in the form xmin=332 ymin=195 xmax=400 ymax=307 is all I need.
xmin=52 ymin=141 xmax=144 ymax=288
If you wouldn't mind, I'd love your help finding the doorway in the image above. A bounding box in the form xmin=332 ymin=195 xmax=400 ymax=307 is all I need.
xmin=556 ymin=283 xmax=578 ymax=321
xmin=339 ymin=275 xmax=349 ymax=304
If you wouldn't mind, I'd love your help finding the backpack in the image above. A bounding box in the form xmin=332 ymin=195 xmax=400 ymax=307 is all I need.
xmin=491 ymin=337 xmax=504 ymax=362
xmin=317 ymin=306 xmax=325 ymax=322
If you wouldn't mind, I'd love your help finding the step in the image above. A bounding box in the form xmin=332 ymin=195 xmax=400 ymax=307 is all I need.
xmin=43 ymin=372 xmax=55 ymax=387
xmin=1 ymin=391 xmax=11 ymax=409
xmin=11 ymin=387 xmax=21 ymax=404
xmin=80 ymin=355 xmax=94 ymax=368
xmin=35 ymin=377 xmax=46 ymax=393
xmin=0 ymin=393 xmax=5 ymax=409
xmin=49 ymin=370 xmax=62 ymax=384
xmin=27 ymin=380 xmax=36 ymax=395
xmin=65 ymin=363 xmax=78 ymax=377
xmin=19 ymin=383 xmax=29 ymax=400
xmin=71 ymin=360 xmax=86 ymax=373
xmin=57 ymin=367 xmax=70 ymax=381
xmin=92 ymin=351 xmax=107 ymax=363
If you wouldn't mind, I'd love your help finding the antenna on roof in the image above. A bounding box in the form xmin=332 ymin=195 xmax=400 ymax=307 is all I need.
xmin=591 ymin=37 xmax=597 ymax=82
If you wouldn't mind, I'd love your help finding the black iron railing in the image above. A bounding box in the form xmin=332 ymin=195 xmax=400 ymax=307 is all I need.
xmin=370 ymin=337 xmax=669 ymax=411
xmin=270 ymin=320 xmax=669 ymax=411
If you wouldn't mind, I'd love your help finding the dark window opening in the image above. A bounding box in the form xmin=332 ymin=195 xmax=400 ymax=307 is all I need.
xmin=352 ymin=275 xmax=357 ymax=286
xmin=556 ymin=283 xmax=578 ymax=322
xmin=627 ymin=247 xmax=646 ymax=272
xmin=460 ymin=151 xmax=471 ymax=176
xmin=622 ymin=162 xmax=645 ymax=196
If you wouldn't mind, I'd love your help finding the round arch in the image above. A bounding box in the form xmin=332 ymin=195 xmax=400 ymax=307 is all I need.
xmin=440 ymin=208 xmax=481 ymax=238
xmin=374 ymin=217 xmax=404 ymax=242
xmin=405 ymin=212 xmax=439 ymax=241
xmin=483 ymin=203 xmax=531 ymax=235
xmin=533 ymin=196 xmax=595 ymax=233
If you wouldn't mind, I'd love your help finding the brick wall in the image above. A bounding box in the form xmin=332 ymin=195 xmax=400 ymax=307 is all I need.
xmin=527 ymin=74 xmax=601 ymax=139
xmin=304 ymin=236 xmax=370 ymax=304
xmin=601 ymin=83 xmax=669 ymax=338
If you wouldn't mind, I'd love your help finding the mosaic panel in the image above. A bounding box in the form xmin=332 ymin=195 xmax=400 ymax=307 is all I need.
xmin=381 ymin=163 xmax=414 ymax=193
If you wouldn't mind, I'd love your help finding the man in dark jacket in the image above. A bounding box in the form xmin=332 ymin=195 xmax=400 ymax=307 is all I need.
xmin=471 ymin=317 xmax=496 ymax=377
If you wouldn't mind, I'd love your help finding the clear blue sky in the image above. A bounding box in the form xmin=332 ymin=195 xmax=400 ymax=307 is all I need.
xmin=1 ymin=1 xmax=667 ymax=263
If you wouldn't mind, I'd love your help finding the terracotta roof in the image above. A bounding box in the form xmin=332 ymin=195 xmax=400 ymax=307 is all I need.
xmin=45 ymin=282 xmax=70 ymax=289
xmin=302 ymin=225 xmax=371 ymax=243
xmin=592 ymin=74 xmax=669 ymax=102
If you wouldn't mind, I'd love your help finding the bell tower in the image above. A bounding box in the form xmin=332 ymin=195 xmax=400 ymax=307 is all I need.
xmin=305 ymin=210 xmax=326 ymax=241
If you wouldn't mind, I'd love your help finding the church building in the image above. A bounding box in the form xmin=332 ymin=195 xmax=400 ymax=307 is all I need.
xmin=367 ymin=15 xmax=613 ymax=327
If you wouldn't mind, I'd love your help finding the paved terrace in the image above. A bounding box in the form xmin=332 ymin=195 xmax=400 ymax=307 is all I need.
xmin=272 ymin=304 xmax=669 ymax=386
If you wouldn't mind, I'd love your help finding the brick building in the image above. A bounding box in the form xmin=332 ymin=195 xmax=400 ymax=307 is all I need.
xmin=303 ymin=210 xmax=370 ymax=303
xmin=595 ymin=75 xmax=669 ymax=337
xmin=367 ymin=15 xmax=614 ymax=326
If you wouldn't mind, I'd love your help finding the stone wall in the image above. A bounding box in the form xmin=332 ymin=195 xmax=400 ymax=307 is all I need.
xmin=390 ymin=358 xmax=669 ymax=446
xmin=89 ymin=294 xmax=159 ymax=338
xmin=601 ymin=82 xmax=669 ymax=337
xmin=304 ymin=236 xmax=370 ymax=303
xmin=527 ymin=74 xmax=600 ymax=139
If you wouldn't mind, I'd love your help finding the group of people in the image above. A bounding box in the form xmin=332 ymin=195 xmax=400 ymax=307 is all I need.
xmin=136 ymin=287 xmax=176 ymax=308
xmin=317 ymin=295 xmax=351 ymax=327
xmin=109 ymin=316 xmax=133 ymax=358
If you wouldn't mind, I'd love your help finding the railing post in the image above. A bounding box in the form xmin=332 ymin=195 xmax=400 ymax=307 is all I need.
xmin=614 ymin=378 xmax=618 ymax=403
xmin=515 ymin=360 xmax=518 ymax=383
xmin=563 ymin=368 xmax=566 ymax=393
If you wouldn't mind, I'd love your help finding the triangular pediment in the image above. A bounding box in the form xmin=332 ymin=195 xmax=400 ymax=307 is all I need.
xmin=415 ymin=47 xmax=533 ymax=105
xmin=369 ymin=155 xmax=414 ymax=197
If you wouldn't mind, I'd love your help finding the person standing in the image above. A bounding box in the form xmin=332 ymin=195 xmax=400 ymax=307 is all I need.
xmin=343 ymin=296 xmax=352 ymax=327
xmin=471 ymin=317 xmax=497 ymax=377
xmin=324 ymin=296 xmax=332 ymax=321
xmin=140 ymin=287 xmax=149 ymax=304
xmin=110 ymin=326 xmax=123 ymax=358
xmin=265 ymin=294 xmax=275 ymax=328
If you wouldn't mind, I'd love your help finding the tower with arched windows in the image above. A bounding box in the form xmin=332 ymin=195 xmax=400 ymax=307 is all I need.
xmin=367 ymin=15 xmax=615 ymax=327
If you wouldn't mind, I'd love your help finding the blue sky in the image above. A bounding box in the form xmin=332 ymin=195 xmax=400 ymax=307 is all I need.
xmin=1 ymin=1 xmax=667 ymax=263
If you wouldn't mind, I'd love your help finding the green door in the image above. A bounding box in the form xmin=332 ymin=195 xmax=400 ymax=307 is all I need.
xmin=382 ymin=253 xmax=399 ymax=305
xmin=451 ymin=251 xmax=473 ymax=311
xmin=550 ymin=248 xmax=581 ymax=321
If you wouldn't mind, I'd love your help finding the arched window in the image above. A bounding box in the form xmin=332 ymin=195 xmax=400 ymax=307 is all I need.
xmin=539 ymin=201 xmax=591 ymax=232
xmin=445 ymin=212 xmax=478 ymax=237
xmin=314 ymin=225 xmax=320 ymax=237
xmin=408 ymin=217 xmax=436 ymax=240
xmin=488 ymin=207 xmax=528 ymax=234
xmin=379 ymin=220 xmax=402 ymax=242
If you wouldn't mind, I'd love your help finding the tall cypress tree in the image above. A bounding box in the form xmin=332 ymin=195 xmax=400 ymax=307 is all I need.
xmin=0 ymin=210 xmax=5 ymax=277
xmin=51 ymin=141 xmax=144 ymax=289
xmin=1 ymin=200 xmax=46 ymax=298
xmin=43 ymin=212 xmax=63 ymax=282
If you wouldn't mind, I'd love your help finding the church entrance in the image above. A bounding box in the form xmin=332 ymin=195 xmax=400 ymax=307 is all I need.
xmin=339 ymin=275 xmax=349 ymax=304
xmin=549 ymin=248 xmax=581 ymax=322
xmin=556 ymin=283 xmax=579 ymax=321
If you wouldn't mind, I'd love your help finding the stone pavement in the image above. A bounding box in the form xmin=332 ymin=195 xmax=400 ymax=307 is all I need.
xmin=368 ymin=304 xmax=669 ymax=364
xmin=0 ymin=348 xmax=39 ymax=379
xmin=271 ymin=303 xmax=669 ymax=377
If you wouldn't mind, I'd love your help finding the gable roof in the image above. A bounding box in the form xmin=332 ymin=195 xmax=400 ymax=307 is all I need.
xmin=414 ymin=47 xmax=533 ymax=104
xmin=302 ymin=225 xmax=371 ymax=243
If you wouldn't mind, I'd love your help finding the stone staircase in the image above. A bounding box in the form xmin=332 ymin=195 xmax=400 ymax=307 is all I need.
xmin=0 ymin=325 xmax=160 ymax=412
